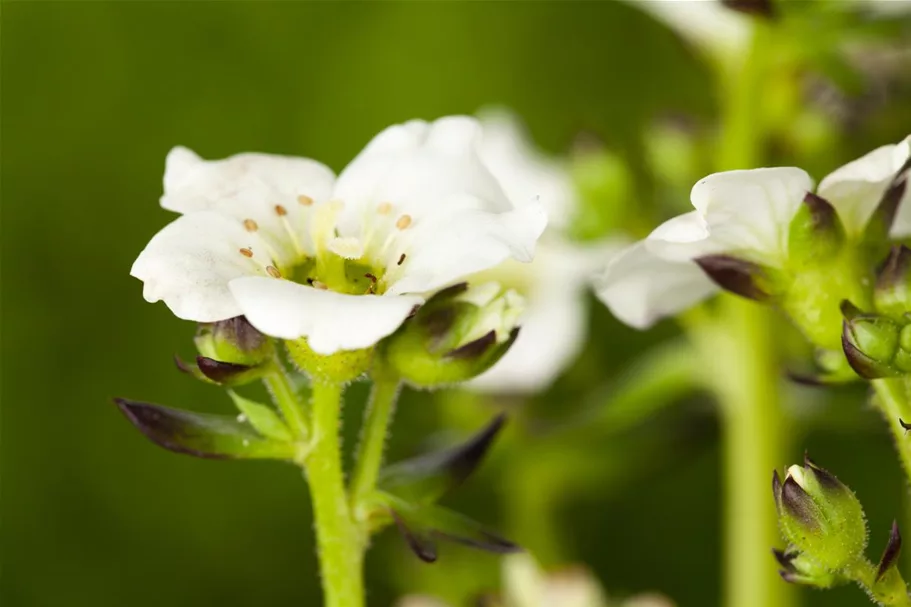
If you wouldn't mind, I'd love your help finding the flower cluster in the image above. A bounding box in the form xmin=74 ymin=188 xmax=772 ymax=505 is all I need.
xmin=596 ymin=136 xmax=911 ymax=358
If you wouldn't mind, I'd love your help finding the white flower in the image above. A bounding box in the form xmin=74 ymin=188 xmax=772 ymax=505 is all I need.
xmin=622 ymin=0 xmax=751 ymax=56
xmin=595 ymin=135 xmax=910 ymax=328
xmin=131 ymin=117 xmax=547 ymax=354
xmin=503 ymin=554 xmax=608 ymax=607
xmin=464 ymin=111 xmax=621 ymax=393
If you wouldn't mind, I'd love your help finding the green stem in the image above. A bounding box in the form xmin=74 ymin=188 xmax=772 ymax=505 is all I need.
xmin=349 ymin=373 xmax=401 ymax=514
xmin=706 ymin=17 xmax=795 ymax=607
xmin=264 ymin=364 xmax=309 ymax=441
xmin=845 ymin=557 xmax=911 ymax=606
xmin=306 ymin=379 xmax=363 ymax=607
xmin=872 ymin=378 xmax=911 ymax=486
xmin=691 ymin=299 xmax=792 ymax=607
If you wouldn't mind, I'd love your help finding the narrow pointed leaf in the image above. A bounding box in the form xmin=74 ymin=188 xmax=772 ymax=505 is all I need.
xmin=379 ymin=414 xmax=507 ymax=504
xmin=115 ymin=398 xmax=296 ymax=460
xmin=227 ymin=391 xmax=293 ymax=442
xmin=377 ymin=492 xmax=520 ymax=560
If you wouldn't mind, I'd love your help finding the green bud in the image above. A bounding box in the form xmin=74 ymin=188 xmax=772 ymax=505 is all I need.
xmin=841 ymin=305 xmax=908 ymax=378
xmin=773 ymin=548 xmax=844 ymax=588
xmin=772 ymin=456 xmax=867 ymax=571
xmin=788 ymin=193 xmax=846 ymax=264
xmin=285 ymin=338 xmax=372 ymax=383
xmin=195 ymin=316 xmax=271 ymax=367
xmin=876 ymin=246 xmax=911 ymax=319
xmin=380 ymin=282 xmax=522 ymax=388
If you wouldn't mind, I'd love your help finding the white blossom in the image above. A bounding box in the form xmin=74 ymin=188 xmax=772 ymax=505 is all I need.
xmin=131 ymin=117 xmax=547 ymax=354
xmin=466 ymin=110 xmax=621 ymax=393
xmin=595 ymin=135 xmax=910 ymax=328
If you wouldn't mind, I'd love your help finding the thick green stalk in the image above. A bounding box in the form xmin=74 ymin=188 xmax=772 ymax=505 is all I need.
xmin=708 ymin=18 xmax=795 ymax=607
xmin=872 ymin=379 xmax=911 ymax=486
xmin=307 ymin=380 xmax=363 ymax=607
xmin=705 ymin=299 xmax=791 ymax=607
xmin=349 ymin=373 xmax=401 ymax=513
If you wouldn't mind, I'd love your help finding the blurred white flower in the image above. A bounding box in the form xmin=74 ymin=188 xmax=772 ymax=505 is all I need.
xmin=466 ymin=111 xmax=620 ymax=393
xmin=622 ymin=0 xmax=751 ymax=56
xmin=595 ymin=135 xmax=911 ymax=328
xmin=394 ymin=554 xmax=673 ymax=607
xmin=131 ymin=116 xmax=547 ymax=354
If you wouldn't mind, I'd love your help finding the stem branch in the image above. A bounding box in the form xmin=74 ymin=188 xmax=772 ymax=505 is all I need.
xmin=872 ymin=378 xmax=911 ymax=486
xmin=350 ymin=374 xmax=401 ymax=513
xmin=265 ymin=364 xmax=309 ymax=441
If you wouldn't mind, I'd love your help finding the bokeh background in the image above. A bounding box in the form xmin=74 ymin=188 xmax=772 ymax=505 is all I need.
xmin=3 ymin=2 xmax=911 ymax=606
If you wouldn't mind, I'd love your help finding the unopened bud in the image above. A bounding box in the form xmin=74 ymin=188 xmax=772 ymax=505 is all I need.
xmin=841 ymin=304 xmax=911 ymax=378
xmin=772 ymin=456 xmax=867 ymax=571
xmin=195 ymin=316 xmax=271 ymax=367
xmin=381 ymin=282 xmax=522 ymax=388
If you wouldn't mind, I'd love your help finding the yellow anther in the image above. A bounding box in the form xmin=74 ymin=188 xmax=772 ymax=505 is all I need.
xmin=266 ymin=265 xmax=282 ymax=278
xmin=239 ymin=248 xmax=254 ymax=258
xmin=396 ymin=214 xmax=412 ymax=230
xmin=243 ymin=219 xmax=258 ymax=232
xmin=297 ymin=195 xmax=314 ymax=206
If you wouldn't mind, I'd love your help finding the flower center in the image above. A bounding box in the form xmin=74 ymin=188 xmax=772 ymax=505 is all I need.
xmin=236 ymin=199 xmax=414 ymax=296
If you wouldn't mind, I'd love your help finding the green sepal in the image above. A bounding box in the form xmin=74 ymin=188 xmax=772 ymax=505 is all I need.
xmin=371 ymin=491 xmax=519 ymax=563
xmin=788 ymin=193 xmax=846 ymax=265
xmin=379 ymin=414 xmax=506 ymax=505
xmin=114 ymin=398 xmax=296 ymax=460
xmin=875 ymin=246 xmax=911 ymax=320
xmin=773 ymin=548 xmax=845 ymax=588
xmin=227 ymin=390 xmax=293 ymax=442
xmin=871 ymin=521 xmax=911 ymax=604
xmin=194 ymin=317 xmax=272 ymax=368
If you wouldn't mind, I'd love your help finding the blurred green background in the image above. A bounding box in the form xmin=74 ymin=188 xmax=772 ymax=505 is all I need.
xmin=3 ymin=2 xmax=911 ymax=606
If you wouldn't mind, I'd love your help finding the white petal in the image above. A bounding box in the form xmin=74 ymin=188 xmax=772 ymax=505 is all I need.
xmin=890 ymin=136 xmax=911 ymax=237
xmin=690 ymin=167 xmax=814 ymax=262
xmin=130 ymin=211 xmax=272 ymax=322
xmin=228 ymin=277 xmax=423 ymax=354
xmin=477 ymin=108 xmax=578 ymax=230
xmin=385 ymin=200 xmax=547 ymax=295
xmin=333 ymin=116 xmax=514 ymax=223
xmin=622 ymin=0 xmax=751 ymax=54
xmin=161 ymin=146 xmax=337 ymax=266
xmin=593 ymin=242 xmax=718 ymax=329
xmin=818 ymin=137 xmax=910 ymax=235
xmin=645 ymin=211 xmax=722 ymax=261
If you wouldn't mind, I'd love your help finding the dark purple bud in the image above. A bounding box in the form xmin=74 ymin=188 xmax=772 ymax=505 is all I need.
xmin=446 ymin=331 xmax=497 ymax=360
xmin=694 ymin=255 xmax=774 ymax=301
xmin=876 ymin=520 xmax=902 ymax=582
xmin=196 ymin=356 xmax=254 ymax=384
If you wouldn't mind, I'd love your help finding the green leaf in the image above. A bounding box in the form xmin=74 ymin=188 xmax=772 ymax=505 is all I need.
xmin=227 ymin=390 xmax=293 ymax=442
xmin=115 ymin=398 xmax=296 ymax=460
xmin=376 ymin=492 xmax=519 ymax=562
xmin=379 ymin=414 xmax=505 ymax=505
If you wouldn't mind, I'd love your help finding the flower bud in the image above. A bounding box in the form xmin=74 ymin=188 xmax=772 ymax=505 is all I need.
xmin=194 ymin=316 xmax=271 ymax=367
xmin=380 ymin=282 xmax=522 ymax=388
xmin=841 ymin=303 xmax=911 ymax=378
xmin=773 ymin=548 xmax=842 ymax=588
xmin=772 ymin=456 xmax=867 ymax=571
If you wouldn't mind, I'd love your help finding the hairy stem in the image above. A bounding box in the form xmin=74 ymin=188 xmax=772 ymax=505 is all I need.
xmin=264 ymin=364 xmax=309 ymax=441
xmin=307 ymin=380 xmax=363 ymax=607
xmin=350 ymin=373 xmax=401 ymax=515
xmin=872 ymin=378 xmax=911 ymax=486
